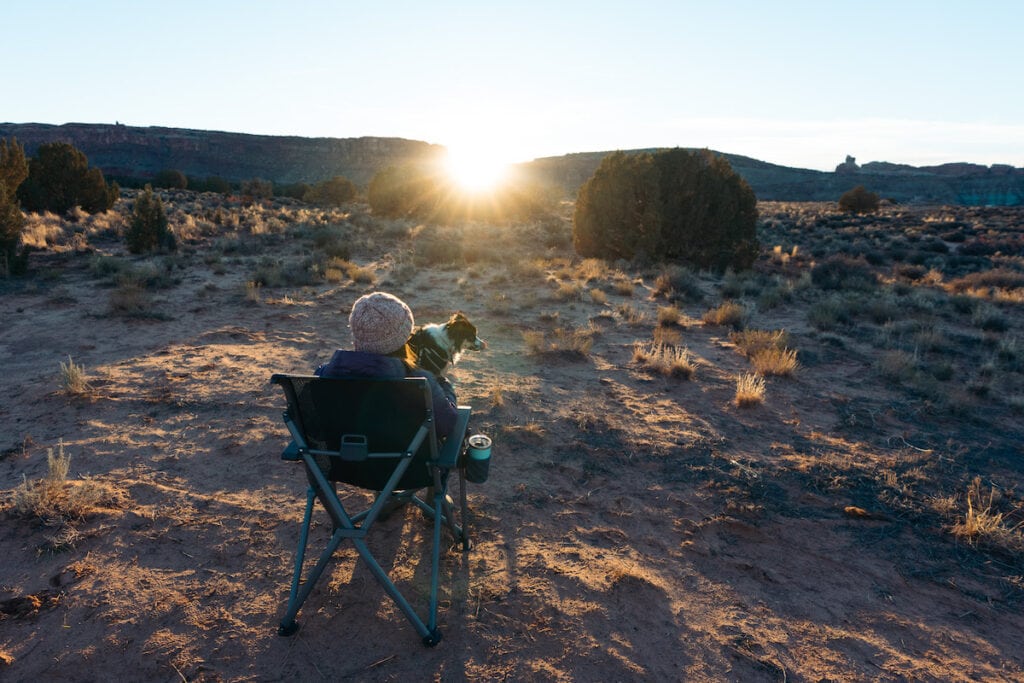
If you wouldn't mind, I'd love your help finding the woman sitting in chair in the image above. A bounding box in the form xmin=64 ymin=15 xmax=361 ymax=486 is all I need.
xmin=315 ymin=291 xmax=459 ymax=440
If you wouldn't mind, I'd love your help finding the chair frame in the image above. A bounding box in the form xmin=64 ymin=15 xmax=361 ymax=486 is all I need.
xmin=271 ymin=373 xmax=472 ymax=647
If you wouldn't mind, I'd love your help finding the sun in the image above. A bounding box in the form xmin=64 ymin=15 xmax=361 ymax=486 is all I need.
xmin=443 ymin=144 xmax=511 ymax=193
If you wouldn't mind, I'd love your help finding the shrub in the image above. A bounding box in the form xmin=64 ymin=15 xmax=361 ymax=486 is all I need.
xmin=573 ymin=148 xmax=759 ymax=270
xmin=276 ymin=182 xmax=310 ymax=200
xmin=702 ymin=301 xmax=746 ymax=329
xmin=810 ymin=255 xmax=876 ymax=290
xmin=12 ymin=441 xmax=118 ymax=521
xmin=0 ymin=137 xmax=28 ymax=195
xmin=657 ymin=305 xmax=683 ymax=326
xmin=652 ymin=264 xmax=704 ymax=302
xmin=0 ymin=180 xmax=27 ymax=276
xmin=949 ymin=477 xmax=1024 ymax=554
xmin=241 ymin=178 xmax=273 ymax=201
xmin=59 ymin=356 xmax=92 ymax=395
xmin=152 ymin=168 xmax=187 ymax=190
xmin=18 ymin=142 xmax=117 ymax=214
xmin=198 ymin=175 xmax=232 ymax=194
xmin=368 ymin=164 xmax=440 ymax=219
xmin=305 ymin=176 xmax=358 ymax=206
xmin=126 ymin=185 xmax=175 ymax=254
xmin=838 ymin=185 xmax=880 ymax=214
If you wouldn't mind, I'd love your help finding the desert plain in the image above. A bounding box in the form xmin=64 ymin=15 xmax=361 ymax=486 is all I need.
xmin=1 ymin=192 xmax=1023 ymax=681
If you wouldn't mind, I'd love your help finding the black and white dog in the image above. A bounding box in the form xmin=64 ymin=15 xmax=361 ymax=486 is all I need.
xmin=408 ymin=312 xmax=486 ymax=376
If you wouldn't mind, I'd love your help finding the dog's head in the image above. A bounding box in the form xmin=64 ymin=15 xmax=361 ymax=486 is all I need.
xmin=445 ymin=312 xmax=487 ymax=352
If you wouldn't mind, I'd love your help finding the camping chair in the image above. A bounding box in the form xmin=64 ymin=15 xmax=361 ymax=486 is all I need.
xmin=270 ymin=373 xmax=473 ymax=646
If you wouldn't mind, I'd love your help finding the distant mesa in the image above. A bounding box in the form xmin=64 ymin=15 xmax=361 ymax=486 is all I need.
xmin=0 ymin=122 xmax=1021 ymax=205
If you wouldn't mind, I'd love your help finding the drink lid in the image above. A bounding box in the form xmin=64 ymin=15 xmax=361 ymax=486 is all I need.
xmin=468 ymin=434 xmax=491 ymax=448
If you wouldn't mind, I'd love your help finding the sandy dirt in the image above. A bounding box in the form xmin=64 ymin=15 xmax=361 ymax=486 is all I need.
xmin=1 ymin=197 xmax=1023 ymax=681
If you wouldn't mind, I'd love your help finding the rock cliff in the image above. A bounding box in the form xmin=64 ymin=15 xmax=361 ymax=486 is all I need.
xmin=0 ymin=122 xmax=444 ymax=186
xmin=2 ymin=122 xmax=1021 ymax=205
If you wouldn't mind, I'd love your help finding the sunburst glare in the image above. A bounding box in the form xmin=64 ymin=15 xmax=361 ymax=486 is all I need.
xmin=443 ymin=143 xmax=512 ymax=193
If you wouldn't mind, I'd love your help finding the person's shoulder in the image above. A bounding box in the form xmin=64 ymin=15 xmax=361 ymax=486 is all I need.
xmin=318 ymin=350 xmax=405 ymax=378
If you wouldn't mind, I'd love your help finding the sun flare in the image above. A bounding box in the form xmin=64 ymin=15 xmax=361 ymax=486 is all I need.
xmin=443 ymin=145 xmax=511 ymax=193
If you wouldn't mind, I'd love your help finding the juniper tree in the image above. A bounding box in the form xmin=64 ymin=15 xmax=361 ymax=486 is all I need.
xmin=18 ymin=142 xmax=116 ymax=214
xmin=126 ymin=185 xmax=175 ymax=253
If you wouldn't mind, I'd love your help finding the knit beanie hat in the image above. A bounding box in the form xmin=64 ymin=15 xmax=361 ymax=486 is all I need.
xmin=348 ymin=292 xmax=414 ymax=354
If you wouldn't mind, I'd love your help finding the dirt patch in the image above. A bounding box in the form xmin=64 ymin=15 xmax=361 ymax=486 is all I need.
xmin=1 ymin=196 xmax=1022 ymax=681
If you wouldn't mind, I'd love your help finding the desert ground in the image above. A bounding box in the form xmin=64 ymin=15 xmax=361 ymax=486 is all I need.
xmin=1 ymin=191 xmax=1023 ymax=681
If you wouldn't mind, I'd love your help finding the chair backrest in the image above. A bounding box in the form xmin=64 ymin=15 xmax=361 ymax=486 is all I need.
xmin=271 ymin=374 xmax=439 ymax=491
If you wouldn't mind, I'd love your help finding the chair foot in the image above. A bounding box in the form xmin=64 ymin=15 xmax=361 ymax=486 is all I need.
xmin=422 ymin=628 xmax=443 ymax=647
xmin=278 ymin=620 xmax=300 ymax=637
xmin=461 ymin=537 xmax=472 ymax=552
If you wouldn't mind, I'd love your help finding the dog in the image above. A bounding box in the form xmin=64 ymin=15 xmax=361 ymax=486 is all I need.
xmin=408 ymin=312 xmax=486 ymax=376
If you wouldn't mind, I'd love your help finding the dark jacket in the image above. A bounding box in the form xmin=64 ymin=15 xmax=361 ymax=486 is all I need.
xmin=315 ymin=350 xmax=458 ymax=438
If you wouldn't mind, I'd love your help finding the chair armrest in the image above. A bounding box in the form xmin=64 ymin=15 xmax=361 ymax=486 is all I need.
xmin=437 ymin=407 xmax=472 ymax=468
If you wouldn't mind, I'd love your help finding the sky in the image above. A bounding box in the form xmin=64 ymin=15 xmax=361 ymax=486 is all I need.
xmin=4 ymin=1 xmax=1023 ymax=172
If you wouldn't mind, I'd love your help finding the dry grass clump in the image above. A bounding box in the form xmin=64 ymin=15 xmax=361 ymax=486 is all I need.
xmin=750 ymin=347 xmax=799 ymax=376
xmin=616 ymin=303 xmax=646 ymax=326
xmin=876 ymin=350 xmax=918 ymax=383
xmin=12 ymin=442 xmax=122 ymax=522
xmin=651 ymin=265 xmax=704 ymax=302
xmin=632 ymin=342 xmax=695 ymax=378
xmin=653 ymin=325 xmax=682 ymax=346
xmin=657 ymin=305 xmax=684 ymax=327
xmin=734 ymin=373 xmax=766 ymax=407
xmin=523 ymin=325 xmax=595 ymax=357
xmin=244 ymin=280 xmax=262 ymax=303
xmin=321 ymin=258 xmax=376 ymax=285
xmin=59 ymin=356 xmax=92 ymax=395
xmin=611 ymin=278 xmax=635 ymax=297
xmin=950 ymin=477 xmax=1023 ymax=555
xmin=107 ymin=283 xmax=157 ymax=318
xmin=575 ymin=258 xmax=609 ymax=282
xmin=730 ymin=329 xmax=790 ymax=356
xmin=702 ymin=301 xmax=746 ymax=329
xmin=732 ymin=329 xmax=799 ymax=376
xmin=552 ymin=280 xmax=584 ymax=302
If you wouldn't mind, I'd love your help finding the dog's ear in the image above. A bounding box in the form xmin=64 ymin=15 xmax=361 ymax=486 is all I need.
xmin=447 ymin=311 xmax=468 ymax=325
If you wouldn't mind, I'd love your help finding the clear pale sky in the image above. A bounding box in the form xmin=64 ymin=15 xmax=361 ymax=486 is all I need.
xmin=4 ymin=1 xmax=1022 ymax=171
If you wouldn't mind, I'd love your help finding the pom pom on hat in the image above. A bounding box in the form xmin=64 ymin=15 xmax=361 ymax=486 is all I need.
xmin=348 ymin=292 xmax=414 ymax=354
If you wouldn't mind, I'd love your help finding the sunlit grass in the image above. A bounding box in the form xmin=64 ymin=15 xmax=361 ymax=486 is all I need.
xmin=632 ymin=342 xmax=695 ymax=379
xmin=734 ymin=373 xmax=766 ymax=407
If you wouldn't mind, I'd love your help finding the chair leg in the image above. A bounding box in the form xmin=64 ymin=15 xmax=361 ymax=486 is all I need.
xmin=458 ymin=465 xmax=471 ymax=551
xmin=278 ymin=487 xmax=316 ymax=636
xmin=351 ymin=538 xmax=441 ymax=646
xmin=279 ymin=526 xmax=347 ymax=636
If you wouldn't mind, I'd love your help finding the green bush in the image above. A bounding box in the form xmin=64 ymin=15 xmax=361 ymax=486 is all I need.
xmin=368 ymin=164 xmax=438 ymax=218
xmin=126 ymin=186 xmax=175 ymax=254
xmin=838 ymin=185 xmax=880 ymax=213
xmin=276 ymin=182 xmax=311 ymax=200
xmin=153 ymin=169 xmax=188 ymax=190
xmin=190 ymin=175 xmax=232 ymax=194
xmin=810 ymin=255 xmax=877 ymax=290
xmin=18 ymin=142 xmax=117 ymax=214
xmin=241 ymin=178 xmax=273 ymax=201
xmin=1 ymin=138 xmax=29 ymax=275
xmin=305 ymin=176 xmax=358 ymax=205
xmin=1 ymin=138 xmax=28 ymax=195
xmin=572 ymin=149 xmax=759 ymax=270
